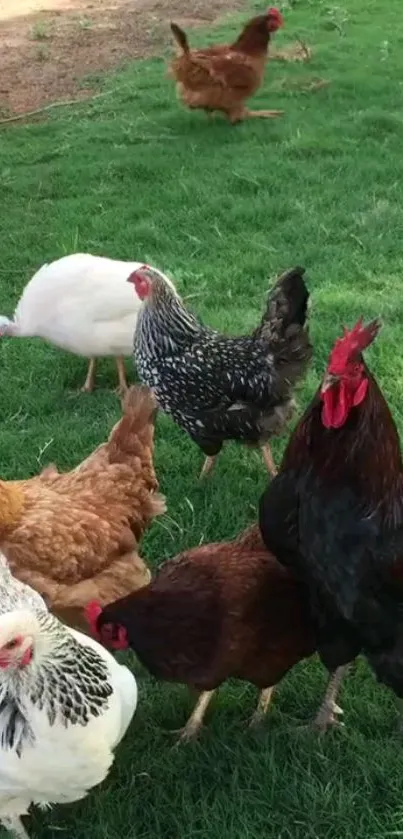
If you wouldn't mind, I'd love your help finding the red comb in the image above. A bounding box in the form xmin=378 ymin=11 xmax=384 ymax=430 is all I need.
xmin=126 ymin=265 xmax=151 ymax=284
xmin=84 ymin=600 xmax=102 ymax=634
xmin=328 ymin=318 xmax=382 ymax=375
xmin=268 ymin=7 xmax=283 ymax=19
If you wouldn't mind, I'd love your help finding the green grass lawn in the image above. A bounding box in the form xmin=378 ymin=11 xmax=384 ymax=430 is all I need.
xmin=1 ymin=0 xmax=403 ymax=835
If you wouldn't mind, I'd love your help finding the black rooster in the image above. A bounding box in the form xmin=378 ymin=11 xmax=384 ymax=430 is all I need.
xmin=259 ymin=318 xmax=403 ymax=729
xmin=127 ymin=265 xmax=311 ymax=477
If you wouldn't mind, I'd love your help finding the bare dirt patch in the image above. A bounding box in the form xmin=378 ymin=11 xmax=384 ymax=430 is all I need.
xmin=0 ymin=0 xmax=246 ymax=115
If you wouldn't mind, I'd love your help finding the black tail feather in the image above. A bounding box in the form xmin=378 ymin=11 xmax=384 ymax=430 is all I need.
xmin=170 ymin=22 xmax=190 ymax=54
xmin=270 ymin=265 xmax=309 ymax=329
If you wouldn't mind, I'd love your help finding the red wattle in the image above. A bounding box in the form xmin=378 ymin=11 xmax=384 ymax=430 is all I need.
xmin=321 ymin=381 xmax=349 ymax=429
xmin=84 ymin=600 xmax=102 ymax=634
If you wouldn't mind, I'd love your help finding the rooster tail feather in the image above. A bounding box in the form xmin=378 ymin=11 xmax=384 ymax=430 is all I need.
xmin=170 ymin=22 xmax=190 ymax=54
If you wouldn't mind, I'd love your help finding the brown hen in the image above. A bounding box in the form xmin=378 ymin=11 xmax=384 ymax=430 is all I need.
xmin=169 ymin=8 xmax=284 ymax=124
xmin=0 ymin=386 xmax=166 ymax=631
xmin=87 ymin=524 xmax=343 ymax=741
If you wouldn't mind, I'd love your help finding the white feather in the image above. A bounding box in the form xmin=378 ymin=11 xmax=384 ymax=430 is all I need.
xmin=1 ymin=253 xmax=173 ymax=358
xmin=0 ymin=559 xmax=137 ymax=831
xmin=0 ymin=631 xmax=137 ymax=816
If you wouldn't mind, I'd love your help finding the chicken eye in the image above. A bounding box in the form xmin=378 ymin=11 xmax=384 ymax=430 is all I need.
xmin=4 ymin=638 xmax=19 ymax=650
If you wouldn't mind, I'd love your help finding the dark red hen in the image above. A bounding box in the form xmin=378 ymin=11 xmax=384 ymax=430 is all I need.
xmin=85 ymin=525 xmax=346 ymax=741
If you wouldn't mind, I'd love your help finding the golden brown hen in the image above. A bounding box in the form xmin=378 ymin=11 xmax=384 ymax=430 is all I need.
xmin=0 ymin=386 xmax=166 ymax=631
xmin=169 ymin=8 xmax=284 ymax=124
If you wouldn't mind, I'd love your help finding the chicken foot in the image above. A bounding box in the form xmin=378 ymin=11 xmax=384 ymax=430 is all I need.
xmin=174 ymin=690 xmax=216 ymax=743
xmin=249 ymin=686 xmax=275 ymax=728
xmin=244 ymin=109 xmax=284 ymax=119
xmin=311 ymin=665 xmax=349 ymax=733
xmin=81 ymin=357 xmax=97 ymax=392
xmin=1 ymin=816 xmax=30 ymax=839
xmin=228 ymin=107 xmax=284 ymax=124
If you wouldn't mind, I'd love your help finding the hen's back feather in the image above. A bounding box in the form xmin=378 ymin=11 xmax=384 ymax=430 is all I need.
xmin=1 ymin=386 xmax=164 ymax=614
xmin=9 ymin=254 xmax=144 ymax=356
xmin=97 ymin=524 xmax=315 ymax=691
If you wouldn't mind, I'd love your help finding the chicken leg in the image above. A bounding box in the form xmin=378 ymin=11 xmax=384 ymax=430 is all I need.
xmin=81 ymin=357 xmax=96 ymax=393
xmin=199 ymin=455 xmax=217 ymax=479
xmin=261 ymin=444 xmax=278 ymax=477
xmin=2 ymin=816 xmax=30 ymax=839
xmin=249 ymin=686 xmax=275 ymax=728
xmin=311 ymin=665 xmax=348 ymax=733
xmin=115 ymin=356 xmax=129 ymax=395
xmin=200 ymin=445 xmax=277 ymax=479
xmin=175 ymin=690 xmax=215 ymax=742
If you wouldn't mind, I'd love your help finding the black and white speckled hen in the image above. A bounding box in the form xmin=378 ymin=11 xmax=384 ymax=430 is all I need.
xmin=127 ymin=265 xmax=312 ymax=477
xmin=0 ymin=554 xmax=136 ymax=839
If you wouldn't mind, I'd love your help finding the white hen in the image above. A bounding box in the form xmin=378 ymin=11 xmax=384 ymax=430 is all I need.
xmin=0 ymin=253 xmax=170 ymax=393
xmin=0 ymin=554 xmax=137 ymax=839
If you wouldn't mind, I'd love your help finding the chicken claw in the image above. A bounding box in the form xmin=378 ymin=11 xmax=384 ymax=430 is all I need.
xmin=310 ymin=665 xmax=349 ymax=733
xmin=172 ymin=690 xmax=215 ymax=743
xmin=310 ymin=699 xmax=345 ymax=734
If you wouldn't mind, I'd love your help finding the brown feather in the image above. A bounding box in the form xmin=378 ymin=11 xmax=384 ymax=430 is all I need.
xmin=96 ymin=524 xmax=315 ymax=696
xmin=168 ymin=14 xmax=278 ymax=118
xmin=0 ymin=385 xmax=165 ymax=628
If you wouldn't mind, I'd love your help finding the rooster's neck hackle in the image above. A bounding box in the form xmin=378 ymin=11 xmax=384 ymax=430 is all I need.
xmin=285 ymin=366 xmax=402 ymax=508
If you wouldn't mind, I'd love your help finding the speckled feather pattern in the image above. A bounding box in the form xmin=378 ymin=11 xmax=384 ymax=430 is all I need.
xmin=0 ymin=558 xmax=137 ymax=829
xmin=0 ymin=562 xmax=113 ymax=756
xmin=0 ymin=553 xmax=47 ymax=616
xmin=0 ymin=619 xmax=113 ymax=756
xmin=133 ymin=267 xmax=311 ymax=455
